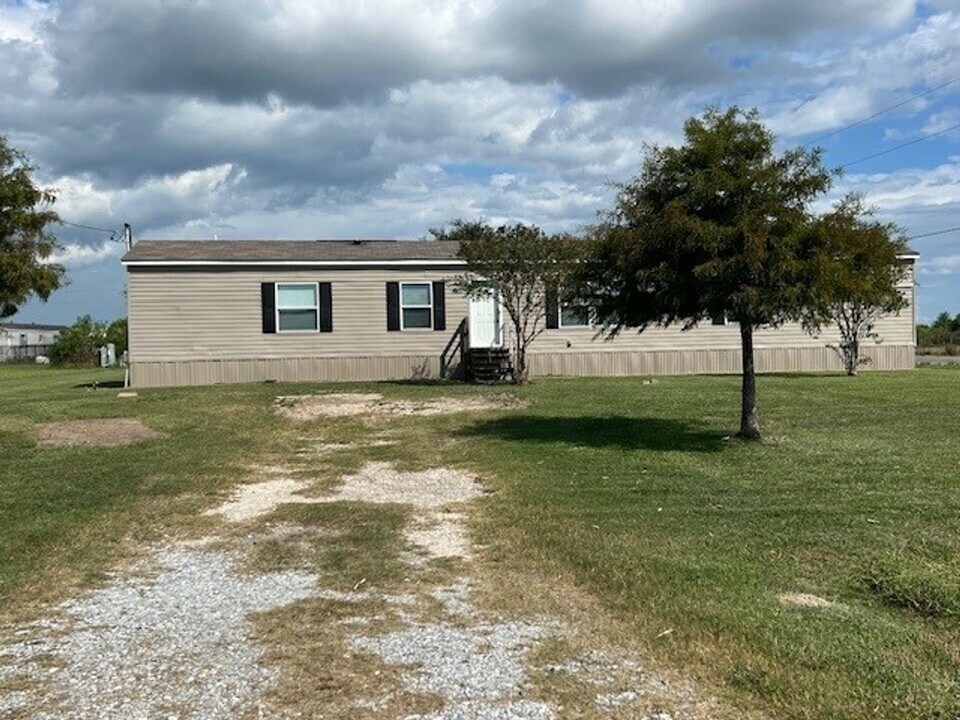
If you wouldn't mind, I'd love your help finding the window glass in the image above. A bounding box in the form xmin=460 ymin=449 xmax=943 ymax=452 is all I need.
xmin=278 ymin=309 xmax=318 ymax=331
xmin=400 ymin=282 xmax=432 ymax=329
xmin=277 ymin=283 xmax=317 ymax=307
xmin=560 ymin=304 xmax=590 ymax=327
xmin=402 ymin=308 xmax=432 ymax=329
xmin=276 ymin=282 xmax=319 ymax=332
xmin=401 ymin=283 xmax=431 ymax=306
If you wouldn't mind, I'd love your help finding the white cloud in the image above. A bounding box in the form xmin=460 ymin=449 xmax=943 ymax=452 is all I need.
xmin=919 ymin=254 xmax=960 ymax=276
xmin=767 ymin=11 xmax=960 ymax=138
xmin=48 ymin=240 xmax=123 ymax=267
xmin=835 ymin=159 xmax=960 ymax=212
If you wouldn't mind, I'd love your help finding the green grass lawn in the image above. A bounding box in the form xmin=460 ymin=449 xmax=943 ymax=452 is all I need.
xmin=2 ymin=364 xmax=959 ymax=719
xmin=455 ymin=369 xmax=960 ymax=720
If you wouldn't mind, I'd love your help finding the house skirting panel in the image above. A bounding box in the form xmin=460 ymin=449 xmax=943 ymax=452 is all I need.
xmin=129 ymin=355 xmax=443 ymax=388
xmin=528 ymin=344 xmax=914 ymax=377
xmin=129 ymin=344 xmax=914 ymax=388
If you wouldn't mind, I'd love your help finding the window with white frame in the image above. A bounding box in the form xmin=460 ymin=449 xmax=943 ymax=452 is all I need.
xmin=559 ymin=298 xmax=591 ymax=327
xmin=276 ymin=282 xmax=319 ymax=332
xmin=401 ymin=282 xmax=433 ymax=329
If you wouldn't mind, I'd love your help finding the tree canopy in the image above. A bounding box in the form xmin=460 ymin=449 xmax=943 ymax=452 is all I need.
xmin=578 ymin=106 xmax=836 ymax=439
xmin=0 ymin=135 xmax=64 ymax=318
xmin=801 ymin=196 xmax=909 ymax=375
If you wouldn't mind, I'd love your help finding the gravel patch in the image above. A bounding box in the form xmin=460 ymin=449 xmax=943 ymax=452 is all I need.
xmin=351 ymin=620 xmax=552 ymax=717
xmin=0 ymin=547 xmax=317 ymax=719
xmin=430 ymin=580 xmax=476 ymax=619
xmin=207 ymin=478 xmax=325 ymax=522
xmin=34 ymin=418 xmax=166 ymax=447
xmin=408 ymin=513 xmax=473 ymax=561
xmin=350 ymin=579 xmax=555 ymax=719
xmin=329 ymin=461 xmax=482 ymax=508
xmin=545 ymin=651 xmax=702 ymax=716
xmin=275 ymin=392 xmax=524 ymax=421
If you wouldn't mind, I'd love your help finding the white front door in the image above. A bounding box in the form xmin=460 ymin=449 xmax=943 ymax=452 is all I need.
xmin=469 ymin=292 xmax=501 ymax=348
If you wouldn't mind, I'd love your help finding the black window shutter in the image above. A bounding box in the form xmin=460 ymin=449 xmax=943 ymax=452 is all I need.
xmin=432 ymin=281 xmax=446 ymax=331
xmin=261 ymin=282 xmax=276 ymax=334
xmin=545 ymin=284 xmax=559 ymax=329
xmin=386 ymin=282 xmax=400 ymax=331
xmin=319 ymin=282 xmax=333 ymax=333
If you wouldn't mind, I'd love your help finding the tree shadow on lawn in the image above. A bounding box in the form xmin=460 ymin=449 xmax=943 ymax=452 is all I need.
xmin=71 ymin=380 xmax=126 ymax=389
xmin=458 ymin=415 xmax=725 ymax=452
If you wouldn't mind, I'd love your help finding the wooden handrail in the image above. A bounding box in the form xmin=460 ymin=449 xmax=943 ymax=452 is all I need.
xmin=440 ymin=318 xmax=468 ymax=378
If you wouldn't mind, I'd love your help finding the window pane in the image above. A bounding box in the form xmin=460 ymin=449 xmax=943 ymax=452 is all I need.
xmin=561 ymin=305 xmax=590 ymax=327
xmin=401 ymin=283 xmax=431 ymax=306
xmin=278 ymin=309 xmax=318 ymax=331
xmin=277 ymin=283 xmax=317 ymax=308
xmin=403 ymin=307 xmax=432 ymax=329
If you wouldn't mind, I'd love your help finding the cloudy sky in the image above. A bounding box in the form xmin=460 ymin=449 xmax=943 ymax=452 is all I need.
xmin=4 ymin=0 xmax=959 ymax=325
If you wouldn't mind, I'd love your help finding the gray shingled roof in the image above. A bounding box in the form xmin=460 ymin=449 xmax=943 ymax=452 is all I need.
xmin=122 ymin=239 xmax=462 ymax=263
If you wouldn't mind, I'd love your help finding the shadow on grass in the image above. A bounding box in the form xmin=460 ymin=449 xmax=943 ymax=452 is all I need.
xmin=72 ymin=380 xmax=126 ymax=389
xmin=378 ymin=379 xmax=465 ymax=387
xmin=458 ymin=415 xmax=725 ymax=452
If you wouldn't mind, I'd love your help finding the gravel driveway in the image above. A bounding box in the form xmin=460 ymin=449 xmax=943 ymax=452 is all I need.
xmin=1 ymin=397 xmax=716 ymax=720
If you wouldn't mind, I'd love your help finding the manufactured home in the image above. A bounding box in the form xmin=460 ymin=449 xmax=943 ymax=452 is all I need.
xmin=122 ymin=239 xmax=916 ymax=388
xmin=0 ymin=322 xmax=66 ymax=362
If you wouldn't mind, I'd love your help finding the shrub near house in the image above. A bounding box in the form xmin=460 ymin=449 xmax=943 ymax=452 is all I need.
xmin=50 ymin=316 xmax=126 ymax=366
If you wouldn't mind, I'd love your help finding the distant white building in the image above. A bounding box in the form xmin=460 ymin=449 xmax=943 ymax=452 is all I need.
xmin=0 ymin=322 xmax=67 ymax=361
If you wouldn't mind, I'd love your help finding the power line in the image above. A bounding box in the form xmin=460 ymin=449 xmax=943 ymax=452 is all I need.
xmin=840 ymin=121 xmax=960 ymax=169
xmin=59 ymin=219 xmax=127 ymax=243
xmin=805 ymin=75 xmax=960 ymax=147
xmin=907 ymin=226 xmax=960 ymax=241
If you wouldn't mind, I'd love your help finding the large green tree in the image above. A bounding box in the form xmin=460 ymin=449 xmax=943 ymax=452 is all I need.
xmin=578 ymin=107 xmax=833 ymax=440
xmin=0 ymin=135 xmax=63 ymax=318
xmin=801 ymin=196 xmax=909 ymax=376
xmin=434 ymin=220 xmax=579 ymax=384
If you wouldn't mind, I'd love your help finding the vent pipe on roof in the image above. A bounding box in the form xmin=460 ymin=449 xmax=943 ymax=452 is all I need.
xmin=123 ymin=223 xmax=133 ymax=251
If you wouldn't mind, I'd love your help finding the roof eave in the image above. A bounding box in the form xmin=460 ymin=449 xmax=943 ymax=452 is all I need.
xmin=122 ymin=258 xmax=468 ymax=267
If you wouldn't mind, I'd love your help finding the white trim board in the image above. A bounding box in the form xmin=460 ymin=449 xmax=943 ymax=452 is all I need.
xmin=124 ymin=259 xmax=467 ymax=267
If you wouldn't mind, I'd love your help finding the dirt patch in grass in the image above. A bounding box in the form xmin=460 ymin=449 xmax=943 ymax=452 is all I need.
xmin=34 ymin=418 xmax=166 ymax=447
xmin=275 ymin=392 xmax=524 ymax=421
xmin=777 ymin=592 xmax=840 ymax=610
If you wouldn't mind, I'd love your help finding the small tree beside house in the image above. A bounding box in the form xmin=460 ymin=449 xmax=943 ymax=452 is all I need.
xmin=801 ymin=196 xmax=909 ymax=376
xmin=433 ymin=220 xmax=579 ymax=384
xmin=576 ymin=106 xmax=834 ymax=440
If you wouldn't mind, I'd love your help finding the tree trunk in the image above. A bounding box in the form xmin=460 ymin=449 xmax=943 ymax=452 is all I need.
xmin=847 ymin=340 xmax=859 ymax=376
xmin=738 ymin=322 xmax=761 ymax=441
xmin=513 ymin=329 xmax=527 ymax=384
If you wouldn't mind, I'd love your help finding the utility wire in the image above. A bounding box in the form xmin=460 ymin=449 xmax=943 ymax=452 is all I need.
xmin=907 ymin=226 xmax=960 ymax=241
xmin=840 ymin=121 xmax=960 ymax=169
xmin=805 ymin=76 xmax=960 ymax=147
xmin=59 ymin=219 xmax=126 ymax=243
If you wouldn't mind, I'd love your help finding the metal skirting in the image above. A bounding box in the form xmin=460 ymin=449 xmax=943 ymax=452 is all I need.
xmin=129 ymin=344 xmax=915 ymax=388
xmin=528 ymin=344 xmax=915 ymax=377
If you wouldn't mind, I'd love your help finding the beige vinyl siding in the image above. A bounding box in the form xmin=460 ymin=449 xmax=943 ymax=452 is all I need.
xmin=526 ymin=264 xmax=915 ymax=355
xmin=127 ymin=266 xmax=468 ymax=362
xmin=126 ymin=261 xmax=915 ymax=387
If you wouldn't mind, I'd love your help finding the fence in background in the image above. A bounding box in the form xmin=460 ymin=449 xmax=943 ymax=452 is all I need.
xmin=1 ymin=344 xmax=54 ymax=362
